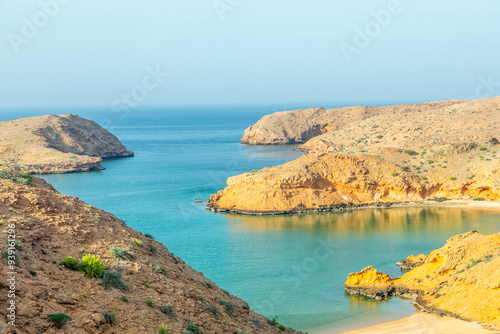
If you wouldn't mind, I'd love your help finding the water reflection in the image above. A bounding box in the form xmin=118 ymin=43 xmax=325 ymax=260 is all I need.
xmin=225 ymin=207 xmax=500 ymax=234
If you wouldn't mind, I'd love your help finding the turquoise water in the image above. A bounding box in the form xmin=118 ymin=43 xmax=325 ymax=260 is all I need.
xmin=4 ymin=106 xmax=500 ymax=333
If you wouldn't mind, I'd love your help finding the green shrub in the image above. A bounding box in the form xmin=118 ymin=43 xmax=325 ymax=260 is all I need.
xmin=0 ymin=169 xmax=10 ymax=179
xmin=144 ymin=233 xmax=155 ymax=240
xmin=152 ymin=265 xmax=167 ymax=276
xmin=218 ymin=300 xmax=234 ymax=314
xmin=205 ymin=282 xmax=213 ymax=289
xmin=427 ymin=160 xmax=433 ymax=164
xmin=7 ymin=240 xmax=23 ymax=251
xmin=135 ymin=239 xmax=142 ymax=247
xmin=29 ymin=270 xmax=37 ymax=276
xmin=450 ymin=176 xmax=457 ymax=181
xmin=145 ymin=300 xmax=153 ymax=307
xmin=267 ymin=316 xmax=279 ymax=326
xmin=79 ymin=254 xmax=106 ymax=278
xmin=120 ymin=295 xmax=128 ymax=302
xmin=48 ymin=313 xmax=72 ymax=328
xmin=184 ymin=323 xmax=201 ymax=333
xmin=479 ymin=146 xmax=486 ymax=151
xmin=391 ymin=172 xmax=398 ymax=176
xmin=111 ymin=247 xmax=134 ymax=261
xmin=160 ymin=305 xmax=176 ymax=318
xmin=103 ymin=310 xmax=116 ymax=324
xmin=206 ymin=305 xmax=221 ymax=317
xmin=278 ymin=324 xmax=287 ymax=332
xmin=420 ymin=176 xmax=426 ymax=180
xmin=101 ymin=270 xmax=128 ymax=290
xmin=60 ymin=257 xmax=79 ymax=270
xmin=150 ymin=246 xmax=157 ymax=255
xmin=403 ymin=150 xmax=416 ymax=155
xmin=159 ymin=323 xmax=170 ymax=334
xmin=473 ymin=198 xmax=485 ymax=201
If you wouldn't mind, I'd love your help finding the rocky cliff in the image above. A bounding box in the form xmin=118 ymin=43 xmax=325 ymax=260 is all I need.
xmin=0 ymin=167 xmax=300 ymax=334
xmin=209 ymin=97 xmax=500 ymax=214
xmin=0 ymin=114 xmax=133 ymax=174
xmin=344 ymin=230 xmax=500 ymax=331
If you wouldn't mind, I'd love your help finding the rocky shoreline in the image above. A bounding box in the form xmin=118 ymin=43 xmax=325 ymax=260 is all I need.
xmin=344 ymin=231 xmax=500 ymax=331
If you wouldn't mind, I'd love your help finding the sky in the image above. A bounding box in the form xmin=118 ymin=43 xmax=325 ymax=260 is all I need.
xmin=0 ymin=0 xmax=499 ymax=109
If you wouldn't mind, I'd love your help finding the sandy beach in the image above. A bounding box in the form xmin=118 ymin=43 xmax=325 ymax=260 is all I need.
xmin=335 ymin=312 xmax=498 ymax=334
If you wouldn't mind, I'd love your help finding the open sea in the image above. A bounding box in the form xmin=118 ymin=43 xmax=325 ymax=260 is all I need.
xmin=3 ymin=105 xmax=500 ymax=333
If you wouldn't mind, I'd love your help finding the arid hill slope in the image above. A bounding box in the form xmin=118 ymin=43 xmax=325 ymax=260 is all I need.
xmin=0 ymin=114 xmax=133 ymax=174
xmin=0 ymin=167 xmax=300 ymax=334
xmin=344 ymin=231 xmax=500 ymax=331
xmin=209 ymin=97 xmax=500 ymax=214
xmin=241 ymin=100 xmax=466 ymax=145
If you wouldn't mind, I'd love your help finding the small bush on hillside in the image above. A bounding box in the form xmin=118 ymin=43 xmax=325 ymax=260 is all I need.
xmin=184 ymin=323 xmax=201 ymax=333
xmin=278 ymin=324 xmax=287 ymax=332
xmin=144 ymin=233 xmax=155 ymax=240
xmin=391 ymin=172 xmax=398 ymax=176
xmin=206 ymin=305 xmax=221 ymax=317
xmin=218 ymin=300 xmax=234 ymax=314
xmin=152 ymin=265 xmax=167 ymax=276
xmin=473 ymin=198 xmax=485 ymax=201
xmin=48 ymin=313 xmax=72 ymax=328
xmin=120 ymin=295 xmax=128 ymax=302
xmin=0 ymin=169 xmax=10 ymax=179
xmin=135 ymin=239 xmax=142 ymax=247
xmin=160 ymin=305 xmax=176 ymax=318
xmin=103 ymin=310 xmax=116 ymax=324
xmin=479 ymin=146 xmax=486 ymax=151
xmin=159 ymin=323 xmax=170 ymax=334
xmin=450 ymin=176 xmax=457 ymax=181
xmin=60 ymin=257 xmax=79 ymax=270
xmin=111 ymin=247 xmax=134 ymax=261
xmin=267 ymin=316 xmax=279 ymax=326
xmin=79 ymin=254 xmax=106 ymax=278
xmin=145 ymin=300 xmax=153 ymax=307
xmin=101 ymin=270 xmax=128 ymax=290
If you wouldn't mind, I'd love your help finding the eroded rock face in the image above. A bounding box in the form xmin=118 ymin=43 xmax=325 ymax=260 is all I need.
xmin=0 ymin=114 xmax=133 ymax=174
xmin=344 ymin=231 xmax=500 ymax=331
xmin=397 ymin=254 xmax=427 ymax=271
xmin=0 ymin=167 xmax=302 ymax=334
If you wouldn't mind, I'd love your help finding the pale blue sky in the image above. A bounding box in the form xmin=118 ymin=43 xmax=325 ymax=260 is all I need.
xmin=1 ymin=0 xmax=499 ymax=108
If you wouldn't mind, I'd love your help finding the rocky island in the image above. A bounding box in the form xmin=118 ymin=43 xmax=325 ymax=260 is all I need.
xmin=0 ymin=166 xmax=300 ymax=333
xmin=344 ymin=230 xmax=500 ymax=332
xmin=0 ymin=114 xmax=134 ymax=174
xmin=208 ymin=96 xmax=500 ymax=214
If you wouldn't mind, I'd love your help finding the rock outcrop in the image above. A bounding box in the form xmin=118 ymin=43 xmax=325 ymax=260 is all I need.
xmin=0 ymin=114 xmax=133 ymax=174
xmin=0 ymin=167 xmax=300 ymax=334
xmin=344 ymin=231 xmax=500 ymax=331
xmin=209 ymin=96 xmax=500 ymax=214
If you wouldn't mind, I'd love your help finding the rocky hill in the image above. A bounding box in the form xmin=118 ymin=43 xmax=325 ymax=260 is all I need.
xmin=0 ymin=114 xmax=133 ymax=174
xmin=208 ymin=97 xmax=500 ymax=214
xmin=0 ymin=167 xmax=300 ymax=334
xmin=241 ymin=100 xmax=466 ymax=145
xmin=344 ymin=230 xmax=500 ymax=331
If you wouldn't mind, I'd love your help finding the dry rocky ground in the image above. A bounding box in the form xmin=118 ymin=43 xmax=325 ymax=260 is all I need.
xmin=208 ymin=96 xmax=500 ymax=213
xmin=0 ymin=114 xmax=133 ymax=174
xmin=0 ymin=167 xmax=300 ymax=334
xmin=344 ymin=230 xmax=500 ymax=331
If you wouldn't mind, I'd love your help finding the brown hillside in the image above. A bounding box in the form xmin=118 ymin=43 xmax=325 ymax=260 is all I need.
xmin=0 ymin=167 xmax=300 ymax=334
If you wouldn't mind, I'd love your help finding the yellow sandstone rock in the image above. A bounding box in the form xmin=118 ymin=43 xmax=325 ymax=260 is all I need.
xmin=344 ymin=231 xmax=500 ymax=331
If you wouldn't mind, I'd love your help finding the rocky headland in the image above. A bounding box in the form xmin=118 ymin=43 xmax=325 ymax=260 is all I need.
xmin=344 ymin=230 xmax=500 ymax=331
xmin=208 ymin=96 xmax=500 ymax=214
xmin=0 ymin=114 xmax=134 ymax=174
xmin=0 ymin=166 xmax=300 ymax=333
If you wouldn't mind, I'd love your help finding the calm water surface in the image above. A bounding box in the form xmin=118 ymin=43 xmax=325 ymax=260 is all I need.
xmin=3 ymin=106 xmax=499 ymax=333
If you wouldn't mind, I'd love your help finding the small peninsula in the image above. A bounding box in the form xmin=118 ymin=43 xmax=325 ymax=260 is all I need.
xmin=344 ymin=230 xmax=500 ymax=332
xmin=208 ymin=96 xmax=500 ymax=214
xmin=0 ymin=114 xmax=133 ymax=174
